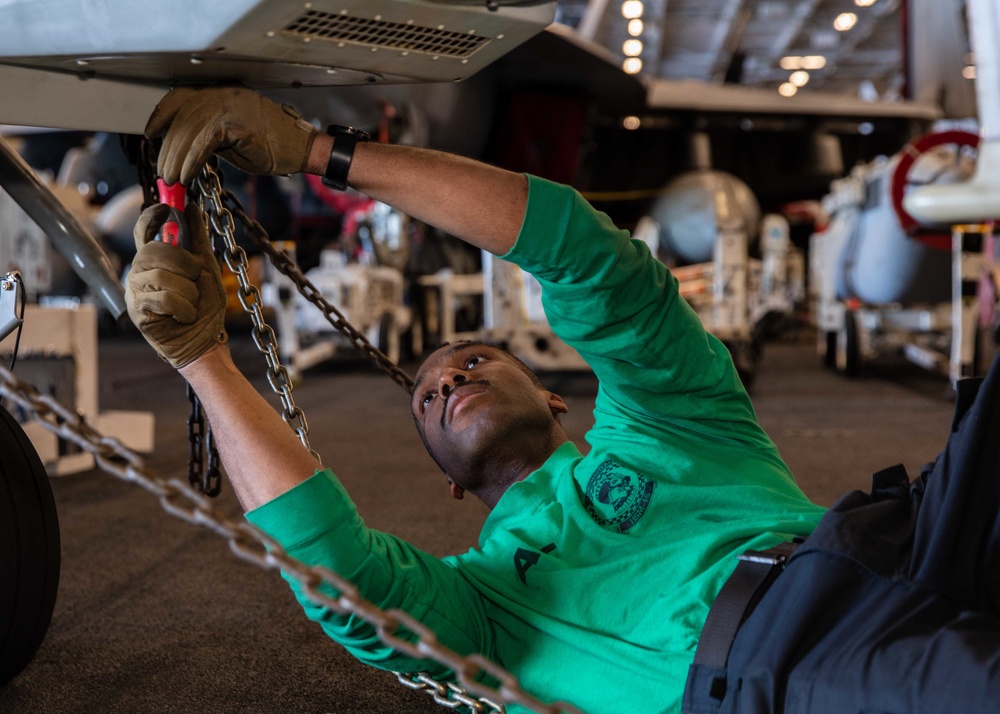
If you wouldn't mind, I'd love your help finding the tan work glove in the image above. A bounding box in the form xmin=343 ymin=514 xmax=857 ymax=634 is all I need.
xmin=126 ymin=202 xmax=227 ymax=368
xmin=145 ymin=85 xmax=317 ymax=185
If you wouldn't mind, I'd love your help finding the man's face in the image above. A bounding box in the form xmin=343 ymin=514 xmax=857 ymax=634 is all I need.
xmin=410 ymin=343 xmax=566 ymax=496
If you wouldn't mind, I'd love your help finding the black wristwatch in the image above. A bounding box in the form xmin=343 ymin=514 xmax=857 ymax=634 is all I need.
xmin=321 ymin=124 xmax=371 ymax=191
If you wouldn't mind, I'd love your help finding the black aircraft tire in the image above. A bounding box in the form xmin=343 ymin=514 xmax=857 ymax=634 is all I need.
xmin=836 ymin=309 xmax=861 ymax=378
xmin=821 ymin=330 xmax=837 ymax=369
xmin=0 ymin=405 xmax=60 ymax=686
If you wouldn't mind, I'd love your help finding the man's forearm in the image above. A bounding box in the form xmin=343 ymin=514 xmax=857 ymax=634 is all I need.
xmin=178 ymin=344 xmax=322 ymax=511
xmin=306 ymin=135 xmax=528 ymax=256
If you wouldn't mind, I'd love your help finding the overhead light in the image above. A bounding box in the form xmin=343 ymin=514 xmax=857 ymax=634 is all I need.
xmin=623 ymin=116 xmax=641 ymax=130
xmin=623 ymin=57 xmax=643 ymax=74
xmin=623 ymin=39 xmax=643 ymax=57
xmin=858 ymin=122 xmax=874 ymax=135
xmin=789 ymin=70 xmax=810 ymax=87
xmin=854 ymin=0 xmax=876 ymax=6
xmin=778 ymin=82 xmax=798 ymax=97
xmin=627 ymin=19 xmax=644 ymax=36
xmin=834 ymin=12 xmax=858 ymax=31
xmin=621 ymin=0 xmax=644 ymax=20
xmin=780 ymin=55 xmax=826 ymax=73
xmin=963 ymin=65 xmax=976 ymax=79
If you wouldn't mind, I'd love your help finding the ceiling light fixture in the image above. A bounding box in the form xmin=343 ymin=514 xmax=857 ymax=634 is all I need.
xmin=854 ymin=0 xmax=877 ymax=6
xmin=801 ymin=55 xmax=827 ymax=70
xmin=622 ymin=39 xmax=642 ymax=57
xmin=834 ymin=12 xmax=858 ymax=31
xmin=623 ymin=116 xmax=641 ymax=130
xmin=623 ymin=39 xmax=643 ymax=56
xmin=778 ymin=82 xmax=798 ymax=97
xmin=623 ymin=57 xmax=643 ymax=74
xmin=790 ymin=70 xmax=810 ymax=87
xmin=621 ymin=0 xmax=644 ymax=20
xmin=780 ymin=56 xmax=802 ymax=70
xmin=628 ymin=19 xmax=644 ymax=36
xmin=963 ymin=65 xmax=976 ymax=79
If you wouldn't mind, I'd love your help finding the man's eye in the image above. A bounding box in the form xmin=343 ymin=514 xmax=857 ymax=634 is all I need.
xmin=421 ymin=393 xmax=435 ymax=407
xmin=465 ymin=356 xmax=481 ymax=369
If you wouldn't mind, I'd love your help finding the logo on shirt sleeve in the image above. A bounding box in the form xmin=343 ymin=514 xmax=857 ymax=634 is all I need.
xmin=583 ymin=459 xmax=654 ymax=533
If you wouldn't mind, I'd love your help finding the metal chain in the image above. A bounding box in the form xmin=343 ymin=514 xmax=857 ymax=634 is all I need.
xmin=133 ymin=136 xmax=160 ymax=209
xmin=205 ymin=424 xmax=220 ymax=491
xmin=218 ymin=186 xmax=415 ymax=393
xmin=133 ymin=138 xmax=221 ymax=497
xmin=396 ymin=672 xmax=506 ymax=713
xmin=186 ymin=382 xmax=221 ymax=496
xmin=0 ymin=364 xmax=580 ymax=714
xmin=189 ymin=167 xmax=321 ymax=462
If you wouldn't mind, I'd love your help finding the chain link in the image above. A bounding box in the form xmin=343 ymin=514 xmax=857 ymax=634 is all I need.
xmin=189 ymin=167 xmax=320 ymax=462
xmin=134 ymin=137 xmax=161 ymax=209
xmin=133 ymin=140 xmax=221 ymax=498
xmin=397 ymin=673 xmax=507 ymax=712
xmin=0 ymin=364 xmax=581 ymax=714
xmin=186 ymin=382 xmax=221 ymax=496
xmin=218 ymin=184 xmax=415 ymax=393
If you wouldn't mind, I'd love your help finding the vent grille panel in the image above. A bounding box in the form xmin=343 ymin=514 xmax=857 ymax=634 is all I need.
xmin=284 ymin=10 xmax=489 ymax=57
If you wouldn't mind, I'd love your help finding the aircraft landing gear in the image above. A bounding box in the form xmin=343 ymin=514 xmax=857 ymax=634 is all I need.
xmin=835 ymin=309 xmax=861 ymax=378
xmin=0 ymin=405 xmax=60 ymax=686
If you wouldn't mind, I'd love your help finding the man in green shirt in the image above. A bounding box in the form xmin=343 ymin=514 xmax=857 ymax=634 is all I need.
xmin=126 ymin=87 xmax=1000 ymax=713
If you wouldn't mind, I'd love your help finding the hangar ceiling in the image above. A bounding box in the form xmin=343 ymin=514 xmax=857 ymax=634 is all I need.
xmin=554 ymin=0 xmax=956 ymax=99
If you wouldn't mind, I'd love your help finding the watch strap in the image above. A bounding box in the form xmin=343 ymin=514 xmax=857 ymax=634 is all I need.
xmin=321 ymin=125 xmax=371 ymax=191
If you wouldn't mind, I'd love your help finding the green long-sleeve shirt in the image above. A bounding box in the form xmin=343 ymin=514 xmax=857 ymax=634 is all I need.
xmin=247 ymin=175 xmax=825 ymax=713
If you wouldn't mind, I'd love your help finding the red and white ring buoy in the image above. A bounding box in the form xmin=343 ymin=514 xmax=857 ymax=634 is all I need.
xmin=889 ymin=129 xmax=981 ymax=251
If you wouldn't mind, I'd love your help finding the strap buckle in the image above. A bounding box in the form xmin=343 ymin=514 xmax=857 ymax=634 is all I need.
xmin=737 ymin=550 xmax=787 ymax=566
xmin=737 ymin=540 xmax=801 ymax=567
xmin=689 ymin=539 xmax=803 ymax=677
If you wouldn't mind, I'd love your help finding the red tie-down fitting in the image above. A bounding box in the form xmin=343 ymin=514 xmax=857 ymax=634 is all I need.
xmin=156 ymin=178 xmax=189 ymax=249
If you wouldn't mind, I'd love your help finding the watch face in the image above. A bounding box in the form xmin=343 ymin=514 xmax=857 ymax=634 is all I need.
xmin=328 ymin=124 xmax=371 ymax=142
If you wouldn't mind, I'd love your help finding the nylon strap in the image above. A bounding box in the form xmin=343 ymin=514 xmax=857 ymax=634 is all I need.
xmin=692 ymin=540 xmax=800 ymax=670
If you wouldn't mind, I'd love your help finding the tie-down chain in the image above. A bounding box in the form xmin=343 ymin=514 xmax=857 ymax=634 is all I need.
xmin=188 ymin=167 xmax=320 ymax=461
xmin=195 ymin=167 xmax=416 ymax=393
xmin=0 ymin=363 xmax=582 ymax=714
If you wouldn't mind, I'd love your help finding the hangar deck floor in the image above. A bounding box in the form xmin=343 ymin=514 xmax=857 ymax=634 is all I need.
xmin=0 ymin=326 xmax=974 ymax=713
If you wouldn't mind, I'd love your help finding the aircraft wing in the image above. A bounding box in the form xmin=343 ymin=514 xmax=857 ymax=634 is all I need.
xmin=0 ymin=0 xmax=557 ymax=133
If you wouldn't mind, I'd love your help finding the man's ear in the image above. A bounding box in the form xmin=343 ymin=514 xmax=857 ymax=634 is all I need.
xmin=447 ymin=478 xmax=465 ymax=500
xmin=547 ymin=392 xmax=568 ymax=416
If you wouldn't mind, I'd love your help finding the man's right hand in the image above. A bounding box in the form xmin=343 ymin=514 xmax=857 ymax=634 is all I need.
xmin=145 ymin=86 xmax=317 ymax=185
xmin=125 ymin=202 xmax=228 ymax=369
